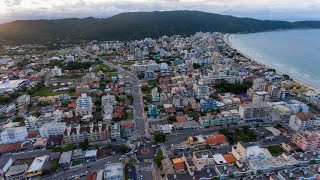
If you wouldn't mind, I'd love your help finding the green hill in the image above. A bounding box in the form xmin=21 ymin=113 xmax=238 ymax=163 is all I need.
xmin=0 ymin=10 xmax=319 ymax=44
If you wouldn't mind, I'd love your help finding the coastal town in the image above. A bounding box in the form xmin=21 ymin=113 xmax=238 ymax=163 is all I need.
xmin=0 ymin=31 xmax=320 ymax=180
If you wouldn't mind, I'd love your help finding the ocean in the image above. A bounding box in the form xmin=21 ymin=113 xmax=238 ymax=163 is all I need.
xmin=228 ymin=29 xmax=320 ymax=89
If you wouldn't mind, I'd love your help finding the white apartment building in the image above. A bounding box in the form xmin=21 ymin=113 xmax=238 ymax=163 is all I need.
xmin=193 ymin=81 xmax=209 ymax=98
xmin=151 ymin=87 xmax=160 ymax=102
xmin=289 ymin=112 xmax=320 ymax=131
xmin=101 ymin=94 xmax=117 ymax=107
xmin=239 ymin=102 xmax=271 ymax=122
xmin=39 ymin=122 xmax=66 ymax=138
xmin=76 ymin=93 xmax=93 ymax=116
xmin=110 ymin=124 xmax=121 ymax=141
xmin=25 ymin=116 xmax=39 ymax=130
xmin=63 ymin=123 xmax=108 ymax=145
xmin=104 ymin=163 xmax=123 ymax=180
xmin=66 ymin=55 xmax=75 ymax=61
xmin=131 ymin=62 xmax=160 ymax=72
xmin=103 ymin=103 xmax=114 ymax=115
xmin=51 ymin=66 xmax=62 ymax=76
xmin=16 ymin=94 xmax=30 ymax=109
xmin=0 ymin=126 xmax=28 ymax=144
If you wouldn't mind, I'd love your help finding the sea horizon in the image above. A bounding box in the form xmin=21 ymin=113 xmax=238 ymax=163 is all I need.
xmin=227 ymin=29 xmax=320 ymax=90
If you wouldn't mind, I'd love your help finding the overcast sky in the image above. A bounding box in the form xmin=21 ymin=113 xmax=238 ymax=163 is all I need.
xmin=0 ymin=0 xmax=320 ymax=23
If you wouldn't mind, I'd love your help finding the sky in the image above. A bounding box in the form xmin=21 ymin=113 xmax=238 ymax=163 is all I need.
xmin=0 ymin=0 xmax=320 ymax=23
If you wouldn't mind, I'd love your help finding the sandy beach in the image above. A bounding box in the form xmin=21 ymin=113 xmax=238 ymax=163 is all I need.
xmin=223 ymin=34 xmax=318 ymax=91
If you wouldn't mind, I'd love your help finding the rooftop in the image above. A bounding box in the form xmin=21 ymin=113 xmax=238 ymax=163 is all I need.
xmin=105 ymin=163 xmax=123 ymax=178
xmin=193 ymin=150 xmax=214 ymax=159
xmin=27 ymin=155 xmax=48 ymax=173
xmin=5 ymin=164 xmax=28 ymax=177
xmin=59 ymin=151 xmax=72 ymax=164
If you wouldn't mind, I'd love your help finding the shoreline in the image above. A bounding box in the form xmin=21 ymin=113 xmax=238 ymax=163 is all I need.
xmin=223 ymin=33 xmax=318 ymax=92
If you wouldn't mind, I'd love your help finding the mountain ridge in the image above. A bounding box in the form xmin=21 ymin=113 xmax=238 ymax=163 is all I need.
xmin=0 ymin=10 xmax=319 ymax=44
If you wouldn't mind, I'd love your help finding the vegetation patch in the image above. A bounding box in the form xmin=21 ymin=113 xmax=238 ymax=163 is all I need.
xmin=31 ymin=87 xmax=58 ymax=97
xmin=265 ymin=145 xmax=285 ymax=156
xmin=72 ymin=160 xmax=82 ymax=166
xmin=148 ymin=80 xmax=159 ymax=86
xmin=219 ymin=126 xmax=257 ymax=144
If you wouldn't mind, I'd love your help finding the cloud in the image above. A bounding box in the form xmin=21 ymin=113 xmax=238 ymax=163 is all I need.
xmin=0 ymin=0 xmax=320 ymax=23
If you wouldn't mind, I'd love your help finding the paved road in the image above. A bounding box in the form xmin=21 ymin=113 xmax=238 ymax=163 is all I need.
xmin=0 ymin=149 xmax=52 ymax=167
xmin=164 ymin=120 xmax=291 ymax=147
xmin=48 ymin=155 xmax=121 ymax=180
xmin=103 ymin=61 xmax=149 ymax=138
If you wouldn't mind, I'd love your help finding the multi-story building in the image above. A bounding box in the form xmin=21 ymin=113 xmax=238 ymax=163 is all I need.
xmin=0 ymin=126 xmax=28 ymax=144
xmin=131 ymin=61 xmax=160 ymax=72
xmin=238 ymin=102 xmax=271 ymax=122
xmin=110 ymin=124 xmax=121 ymax=141
xmin=200 ymin=98 xmax=217 ymax=112
xmin=289 ymin=112 xmax=320 ymax=131
xmin=193 ymin=82 xmax=209 ymax=98
xmin=101 ymin=94 xmax=117 ymax=107
xmin=286 ymin=100 xmax=309 ymax=113
xmin=25 ymin=116 xmax=39 ymax=130
xmin=75 ymin=83 xmax=90 ymax=96
xmin=16 ymin=94 xmax=30 ymax=109
xmin=66 ymin=55 xmax=75 ymax=61
xmin=5 ymin=164 xmax=28 ymax=180
xmin=51 ymin=66 xmax=62 ymax=76
xmin=252 ymin=91 xmax=270 ymax=102
xmin=291 ymin=131 xmax=320 ymax=151
xmin=199 ymin=110 xmax=240 ymax=127
xmin=39 ymin=122 xmax=66 ymax=138
xmin=232 ymin=142 xmax=267 ymax=163
xmin=76 ymin=93 xmax=93 ymax=116
xmin=273 ymin=105 xmax=292 ymax=120
xmin=151 ymin=87 xmax=160 ymax=102
xmin=192 ymin=150 xmax=215 ymax=170
xmin=63 ymin=123 xmax=108 ymax=145
xmin=104 ymin=163 xmax=123 ymax=180
xmin=26 ymin=156 xmax=48 ymax=178
xmin=103 ymin=103 xmax=114 ymax=115
xmin=186 ymin=135 xmax=206 ymax=149
xmin=144 ymin=70 xmax=156 ymax=80
xmin=37 ymin=110 xmax=65 ymax=126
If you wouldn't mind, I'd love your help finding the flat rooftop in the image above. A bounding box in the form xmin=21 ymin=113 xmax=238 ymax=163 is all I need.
xmin=105 ymin=163 xmax=123 ymax=178
xmin=193 ymin=150 xmax=214 ymax=159
xmin=5 ymin=164 xmax=28 ymax=177
xmin=27 ymin=155 xmax=48 ymax=173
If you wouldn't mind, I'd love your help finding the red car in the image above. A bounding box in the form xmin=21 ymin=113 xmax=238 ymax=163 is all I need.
xmin=86 ymin=165 xmax=91 ymax=169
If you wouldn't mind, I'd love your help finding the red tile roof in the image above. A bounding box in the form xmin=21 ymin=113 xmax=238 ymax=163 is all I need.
xmin=206 ymin=134 xmax=227 ymax=145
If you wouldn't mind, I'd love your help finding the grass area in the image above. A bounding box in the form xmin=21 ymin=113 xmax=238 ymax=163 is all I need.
xmin=126 ymin=114 xmax=134 ymax=120
xmin=106 ymin=72 xmax=118 ymax=77
xmin=142 ymin=86 xmax=151 ymax=94
xmin=96 ymin=64 xmax=116 ymax=73
xmin=32 ymin=87 xmax=74 ymax=97
xmin=72 ymin=160 xmax=82 ymax=166
xmin=265 ymin=145 xmax=285 ymax=156
xmin=129 ymin=158 xmax=138 ymax=163
xmin=148 ymin=80 xmax=159 ymax=86
xmin=219 ymin=126 xmax=257 ymax=145
xmin=31 ymin=87 xmax=58 ymax=97
xmin=54 ymin=75 xmax=82 ymax=79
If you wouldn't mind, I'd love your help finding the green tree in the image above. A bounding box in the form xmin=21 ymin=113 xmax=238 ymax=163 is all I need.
xmin=137 ymin=73 xmax=145 ymax=79
xmin=13 ymin=116 xmax=25 ymax=123
xmin=193 ymin=63 xmax=201 ymax=69
xmin=79 ymin=139 xmax=89 ymax=150
xmin=154 ymin=132 xmax=166 ymax=143
xmin=168 ymin=115 xmax=176 ymax=121
xmin=51 ymin=162 xmax=58 ymax=172
xmin=117 ymin=145 xmax=129 ymax=154
xmin=62 ymin=144 xmax=75 ymax=152
xmin=154 ymin=149 xmax=164 ymax=167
